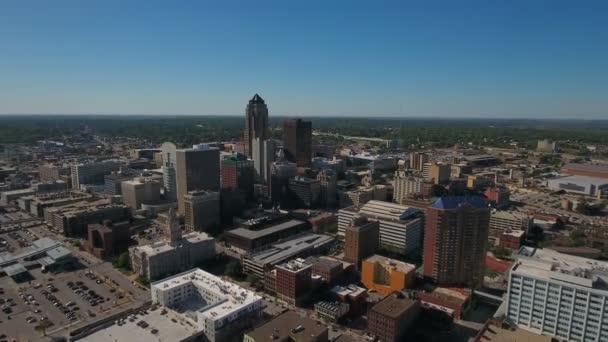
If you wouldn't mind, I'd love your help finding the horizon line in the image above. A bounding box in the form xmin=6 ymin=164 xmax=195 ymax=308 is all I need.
xmin=0 ymin=113 xmax=607 ymax=121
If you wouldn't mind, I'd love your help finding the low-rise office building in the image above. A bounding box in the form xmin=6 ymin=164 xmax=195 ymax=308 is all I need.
xmin=339 ymin=200 xmax=423 ymax=255
xmin=367 ymin=293 xmax=420 ymax=342
xmin=224 ymin=219 xmax=310 ymax=254
xmin=361 ymin=255 xmax=416 ymax=296
xmin=244 ymin=310 xmax=328 ymax=342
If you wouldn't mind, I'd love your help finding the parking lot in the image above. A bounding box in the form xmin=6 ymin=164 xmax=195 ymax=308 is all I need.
xmin=0 ymin=226 xmax=150 ymax=341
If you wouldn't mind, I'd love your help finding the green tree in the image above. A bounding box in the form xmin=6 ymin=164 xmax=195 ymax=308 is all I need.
xmin=225 ymin=260 xmax=243 ymax=280
xmin=246 ymin=273 xmax=260 ymax=286
xmin=116 ymin=252 xmax=131 ymax=270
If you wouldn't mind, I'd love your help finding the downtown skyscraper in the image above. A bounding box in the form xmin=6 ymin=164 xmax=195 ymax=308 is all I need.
xmin=243 ymin=94 xmax=269 ymax=157
xmin=282 ymin=118 xmax=312 ymax=168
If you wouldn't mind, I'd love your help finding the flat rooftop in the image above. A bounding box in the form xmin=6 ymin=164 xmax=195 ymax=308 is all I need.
xmin=364 ymin=254 xmax=416 ymax=274
xmin=132 ymin=231 xmax=214 ymax=257
xmin=359 ymin=200 xmax=422 ymax=222
xmin=78 ymin=307 xmax=200 ymax=342
xmin=514 ymin=246 xmax=608 ymax=290
xmin=548 ymin=174 xmax=608 ymax=186
xmin=152 ymin=268 xmax=262 ymax=322
xmin=562 ymin=163 xmax=608 ymax=174
xmin=246 ymin=311 xmax=327 ymax=341
xmin=226 ymin=219 xmax=307 ymax=240
xmin=371 ymin=293 xmax=418 ymax=319
xmin=248 ymin=233 xmax=334 ymax=267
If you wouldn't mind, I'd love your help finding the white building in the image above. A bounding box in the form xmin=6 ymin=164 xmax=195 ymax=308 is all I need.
xmin=392 ymin=172 xmax=429 ymax=204
xmin=506 ymin=247 xmax=608 ymax=341
xmin=252 ymin=138 xmax=276 ymax=183
xmin=151 ymin=268 xmax=264 ymax=342
xmin=547 ymin=175 xmax=608 ymax=198
xmin=338 ymin=200 xmax=423 ymax=255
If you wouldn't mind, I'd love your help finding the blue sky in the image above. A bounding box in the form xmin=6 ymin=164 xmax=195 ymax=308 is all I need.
xmin=0 ymin=0 xmax=607 ymax=118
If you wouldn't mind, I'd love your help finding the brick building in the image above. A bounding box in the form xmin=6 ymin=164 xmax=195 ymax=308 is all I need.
xmin=367 ymin=293 xmax=420 ymax=342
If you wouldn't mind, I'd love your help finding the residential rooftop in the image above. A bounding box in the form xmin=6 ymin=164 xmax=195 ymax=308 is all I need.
xmin=151 ymin=268 xmax=262 ymax=322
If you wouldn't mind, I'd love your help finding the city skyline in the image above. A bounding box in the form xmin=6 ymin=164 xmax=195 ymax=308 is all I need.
xmin=1 ymin=1 xmax=607 ymax=118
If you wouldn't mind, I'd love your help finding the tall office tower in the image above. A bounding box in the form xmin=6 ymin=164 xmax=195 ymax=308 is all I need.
xmin=344 ymin=216 xmax=379 ymax=269
xmin=121 ymin=177 xmax=161 ymax=210
xmin=183 ymin=190 xmax=220 ymax=232
xmin=252 ymin=138 xmax=275 ymax=183
xmin=269 ymin=159 xmax=298 ymax=206
xmin=423 ymin=196 xmax=490 ymax=287
xmin=429 ymin=163 xmax=451 ymax=185
xmin=409 ymin=152 xmax=429 ymax=171
xmin=221 ymin=153 xmax=255 ymax=198
xmin=282 ymin=118 xmax=312 ymax=168
xmin=244 ymin=94 xmax=269 ymax=157
xmin=287 ymin=176 xmax=321 ymax=209
xmin=161 ymin=142 xmax=178 ymax=202
xmin=163 ymin=208 xmax=182 ymax=245
xmin=317 ymin=169 xmax=337 ymax=208
xmin=176 ymin=144 xmax=220 ymax=215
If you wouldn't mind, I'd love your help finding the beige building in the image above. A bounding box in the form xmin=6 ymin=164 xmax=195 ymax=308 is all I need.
xmin=183 ymin=190 xmax=220 ymax=232
xmin=176 ymin=145 xmax=220 ymax=215
xmin=392 ymin=171 xmax=432 ymax=203
xmin=429 ymin=163 xmax=451 ymax=184
xmin=129 ymin=209 xmax=215 ymax=280
xmin=121 ymin=177 xmax=161 ymax=211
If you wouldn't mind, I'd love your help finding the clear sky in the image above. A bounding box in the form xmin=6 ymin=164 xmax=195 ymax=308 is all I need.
xmin=1 ymin=0 xmax=607 ymax=118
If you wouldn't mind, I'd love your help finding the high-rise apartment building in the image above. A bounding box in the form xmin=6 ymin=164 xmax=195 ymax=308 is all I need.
xmin=244 ymin=94 xmax=269 ymax=157
xmin=507 ymin=247 xmax=608 ymax=341
xmin=393 ymin=171 xmax=433 ymax=203
xmin=409 ymin=152 xmax=429 ymax=171
xmin=282 ymin=118 xmax=312 ymax=167
xmin=176 ymin=144 xmax=220 ymax=215
xmin=183 ymin=190 xmax=220 ymax=232
xmin=423 ymin=196 xmax=490 ymax=287
xmin=221 ymin=153 xmax=254 ymax=198
xmin=252 ymin=138 xmax=275 ymax=182
xmin=344 ymin=216 xmax=379 ymax=268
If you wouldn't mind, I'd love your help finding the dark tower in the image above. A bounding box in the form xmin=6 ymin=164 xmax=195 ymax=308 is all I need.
xmin=244 ymin=94 xmax=269 ymax=157
xmin=282 ymin=118 xmax=312 ymax=167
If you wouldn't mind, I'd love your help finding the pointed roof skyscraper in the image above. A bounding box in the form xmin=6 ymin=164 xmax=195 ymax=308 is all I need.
xmin=244 ymin=93 xmax=269 ymax=157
